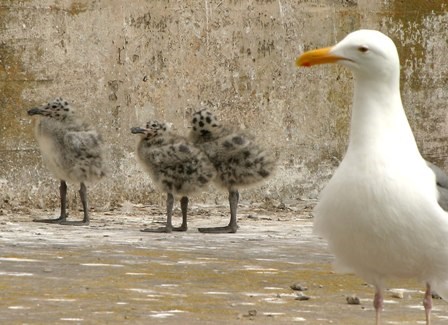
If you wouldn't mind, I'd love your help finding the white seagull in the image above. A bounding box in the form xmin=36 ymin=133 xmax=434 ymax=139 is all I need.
xmin=296 ymin=29 xmax=448 ymax=325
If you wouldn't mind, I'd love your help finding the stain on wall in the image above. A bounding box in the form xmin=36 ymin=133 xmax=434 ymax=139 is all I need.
xmin=0 ymin=0 xmax=447 ymax=211
xmin=382 ymin=0 xmax=448 ymax=167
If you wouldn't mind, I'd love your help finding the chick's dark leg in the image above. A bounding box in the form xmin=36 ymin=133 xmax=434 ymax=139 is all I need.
xmin=141 ymin=192 xmax=174 ymax=233
xmin=79 ymin=183 xmax=89 ymax=224
xmin=173 ymin=196 xmax=188 ymax=231
xmin=60 ymin=180 xmax=68 ymax=220
xmin=59 ymin=182 xmax=90 ymax=226
xmin=198 ymin=190 xmax=239 ymax=234
xmin=228 ymin=190 xmax=239 ymax=231
xmin=33 ymin=180 xmax=68 ymax=223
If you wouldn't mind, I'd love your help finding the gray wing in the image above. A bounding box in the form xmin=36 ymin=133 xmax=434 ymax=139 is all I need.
xmin=215 ymin=133 xmax=252 ymax=154
xmin=64 ymin=131 xmax=103 ymax=156
xmin=427 ymin=161 xmax=448 ymax=211
xmin=148 ymin=145 xmax=191 ymax=165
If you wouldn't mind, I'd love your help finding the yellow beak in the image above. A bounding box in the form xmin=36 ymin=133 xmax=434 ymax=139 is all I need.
xmin=296 ymin=47 xmax=344 ymax=67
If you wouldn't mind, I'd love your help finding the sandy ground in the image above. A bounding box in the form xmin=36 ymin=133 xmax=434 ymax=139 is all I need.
xmin=0 ymin=201 xmax=447 ymax=324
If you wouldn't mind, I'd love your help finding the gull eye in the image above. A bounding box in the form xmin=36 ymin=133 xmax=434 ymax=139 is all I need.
xmin=358 ymin=45 xmax=369 ymax=53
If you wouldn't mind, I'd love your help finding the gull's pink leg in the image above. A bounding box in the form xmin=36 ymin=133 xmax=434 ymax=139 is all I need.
xmin=423 ymin=283 xmax=432 ymax=325
xmin=374 ymin=287 xmax=383 ymax=325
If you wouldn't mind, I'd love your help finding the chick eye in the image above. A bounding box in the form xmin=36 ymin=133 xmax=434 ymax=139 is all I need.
xmin=358 ymin=46 xmax=369 ymax=53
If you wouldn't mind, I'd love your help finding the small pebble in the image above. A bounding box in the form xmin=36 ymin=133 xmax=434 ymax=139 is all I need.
xmin=295 ymin=292 xmax=311 ymax=301
xmin=290 ymin=283 xmax=308 ymax=291
xmin=277 ymin=202 xmax=286 ymax=210
xmin=247 ymin=215 xmax=258 ymax=220
xmin=239 ymin=310 xmax=257 ymax=320
xmin=389 ymin=289 xmax=404 ymax=299
xmin=346 ymin=295 xmax=361 ymax=305
xmin=247 ymin=310 xmax=257 ymax=317
xmin=241 ymin=309 xmax=257 ymax=318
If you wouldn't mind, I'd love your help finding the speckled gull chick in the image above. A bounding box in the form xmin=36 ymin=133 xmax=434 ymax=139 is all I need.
xmin=189 ymin=109 xmax=276 ymax=233
xmin=131 ymin=121 xmax=216 ymax=233
xmin=296 ymin=30 xmax=448 ymax=325
xmin=28 ymin=98 xmax=106 ymax=225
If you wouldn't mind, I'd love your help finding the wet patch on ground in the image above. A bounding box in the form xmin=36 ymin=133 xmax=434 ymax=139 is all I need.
xmin=0 ymin=202 xmax=447 ymax=324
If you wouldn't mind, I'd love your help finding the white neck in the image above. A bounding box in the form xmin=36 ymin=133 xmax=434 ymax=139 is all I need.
xmin=346 ymin=73 xmax=420 ymax=160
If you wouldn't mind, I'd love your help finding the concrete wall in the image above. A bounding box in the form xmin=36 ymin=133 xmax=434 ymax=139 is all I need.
xmin=1 ymin=0 xmax=447 ymax=211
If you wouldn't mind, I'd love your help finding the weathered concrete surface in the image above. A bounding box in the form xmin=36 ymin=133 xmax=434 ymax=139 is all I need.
xmin=0 ymin=203 xmax=447 ymax=324
xmin=0 ymin=0 xmax=447 ymax=210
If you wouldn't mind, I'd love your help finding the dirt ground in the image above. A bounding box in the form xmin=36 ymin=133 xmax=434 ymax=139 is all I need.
xmin=0 ymin=201 xmax=447 ymax=324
